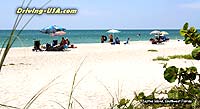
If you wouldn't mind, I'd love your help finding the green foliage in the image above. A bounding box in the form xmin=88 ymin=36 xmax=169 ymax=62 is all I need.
xmin=168 ymin=54 xmax=193 ymax=60
xmin=163 ymin=65 xmax=200 ymax=108
xmin=124 ymin=22 xmax=200 ymax=109
xmin=192 ymin=47 xmax=200 ymax=60
xmin=164 ymin=66 xmax=178 ymax=83
xmin=147 ymin=49 xmax=158 ymax=52
xmin=116 ymin=99 xmax=131 ymax=109
xmin=153 ymin=56 xmax=169 ymax=61
xmin=180 ymin=22 xmax=200 ymax=47
xmin=153 ymin=54 xmax=193 ymax=62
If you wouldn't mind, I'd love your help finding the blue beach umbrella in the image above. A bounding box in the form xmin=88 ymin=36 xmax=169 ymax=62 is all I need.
xmin=40 ymin=25 xmax=66 ymax=34
xmin=40 ymin=25 xmax=66 ymax=46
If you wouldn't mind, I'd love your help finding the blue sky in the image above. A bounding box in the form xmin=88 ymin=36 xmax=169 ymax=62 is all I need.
xmin=0 ymin=0 xmax=200 ymax=29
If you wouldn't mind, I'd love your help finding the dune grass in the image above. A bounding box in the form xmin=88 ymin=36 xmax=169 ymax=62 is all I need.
xmin=148 ymin=49 xmax=158 ymax=52
xmin=0 ymin=104 xmax=20 ymax=109
xmin=168 ymin=54 xmax=193 ymax=60
xmin=0 ymin=57 xmax=87 ymax=109
xmin=153 ymin=54 xmax=194 ymax=61
xmin=23 ymin=76 xmax=60 ymax=109
xmin=153 ymin=56 xmax=169 ymax=61
xmin=0 ymin=0 xmax=54 ymax=71
xmin=68 ymin=57 xmax=86 ymax=109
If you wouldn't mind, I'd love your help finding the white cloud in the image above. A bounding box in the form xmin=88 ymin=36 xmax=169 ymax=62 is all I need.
xmin=179 ymin=2 xmax=200 ymax=9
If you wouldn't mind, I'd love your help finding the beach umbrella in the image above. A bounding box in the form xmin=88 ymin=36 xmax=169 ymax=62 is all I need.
xmin=40 ymin=25 xmax=66 ymax=35
xmin=54 ymin=25 xmax=66 ymax=31
xmin=150 ymin=30 xmax=161 ymax=35
xmin=160 ymin=31 xmax=169 ymax=35
xmin=50 ymin=31 xmax=66 ymax=36
xmin=107 ymin=29 xmax=120 ymax=33
xmin=107 ymin=29 xmax=120 ymax=38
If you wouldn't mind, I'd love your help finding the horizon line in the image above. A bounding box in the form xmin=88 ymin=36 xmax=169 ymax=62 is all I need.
xmin=0 ymin=28 xmax=187 ymax=30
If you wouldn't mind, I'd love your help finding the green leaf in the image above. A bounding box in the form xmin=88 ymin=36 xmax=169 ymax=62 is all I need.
xmin=189 ymin=27 xmax=197 ymax=33
xmin=192 ymin=47 xmax=200 ymax=60
xmin=189 ymin=73 xmax=196 ymax=80
xmin=164 ymin=66 xmax=178 ymax=83
xmin=136 ymin=92 xmax=145 ymax=100
xmin=117 ymin=98 xmax=130 ymax=108
xmin=185 ymin=37 xmax=192 ymax=44
xmin=181 ymin=78 xmax=187 ymax=84
xmin=196 ymin=34 xmax=200 ymax=46
xmin=183 ymin=22 xmax=189 ymax=30
xmin=127 ymin=105 xmax=133 ymax=109
xmin=192 ymin=41 xmax=197 ymax=47
xmin=189 ymin=66 xmax=197 ymax=73
xmin=188 ymin=67 xmax=197 ymax=80
xmin=168 ymin=87 xmax=179 ymax=99
xmin=180 ymin=29 xmax=188 ymax=36
xmin=119 ymin=98 xmax=126 ymax=105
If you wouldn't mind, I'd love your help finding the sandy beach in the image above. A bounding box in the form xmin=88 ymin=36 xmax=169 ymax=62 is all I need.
xmin=0 ymin=40 xmax=198 ymax=109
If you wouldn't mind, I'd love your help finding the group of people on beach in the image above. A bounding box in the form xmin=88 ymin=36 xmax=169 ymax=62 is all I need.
xmin=101 ymin=34 xmax=130 ymax=45
xmin=45 ymin=37 xmax=77 ymax=51
xmin=149 ymin=35 xmax=169 ymax=44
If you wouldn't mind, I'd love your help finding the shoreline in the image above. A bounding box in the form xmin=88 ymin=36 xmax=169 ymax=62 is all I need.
xmin=8 ymin=39 xmax=184 ymax=48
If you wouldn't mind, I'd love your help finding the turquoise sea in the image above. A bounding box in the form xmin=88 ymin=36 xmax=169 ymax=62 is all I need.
xmin=0 ymin=30 xmax=183 ymax=47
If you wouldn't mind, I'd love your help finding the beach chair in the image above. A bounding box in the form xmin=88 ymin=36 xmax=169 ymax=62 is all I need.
xmin=52 ymin=40 xmax=58 ymax=46
xmin=124 ymin=38 xmax=130 ymax=44
xmin=32 ymin=40 xmax=42 ymax=51
xmin=111 ymin=37 xmax=120 ymax=45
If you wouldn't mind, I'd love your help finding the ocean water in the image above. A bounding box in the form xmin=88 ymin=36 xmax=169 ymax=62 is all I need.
xmin=0 ymin=30 xmax=183 ymax=47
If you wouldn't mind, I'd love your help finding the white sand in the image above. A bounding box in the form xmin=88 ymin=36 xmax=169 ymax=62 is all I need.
xmin=0 ymin=40 xmax=198 ymax=109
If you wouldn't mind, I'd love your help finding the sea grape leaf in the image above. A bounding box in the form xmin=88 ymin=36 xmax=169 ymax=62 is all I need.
xmin=168 ymin=87 xmax=179 ymax=99
xmin=192 ymin=47 xmax=200 ymax=60
xmin=183 ymin=22 xmax=189 ymax=30
xmin=189 ymin=27 xmax=197 ymax=33
xmin=137 ymin=92 xmax=145 ymax=100
xmin=188 ymin=66 xmax=197 ymax=80
xmin=196 ymin=34 xmax=200 ymax=46
xmin=180 ymin=29 xmax=188 ymax=36
xmin=164 ymin=66 xmax=178 ymax=83
xmin=192 ymin=41 xmax=197 ymax=47
xmin=127 ymin=105 xmax=133 ymax=109
xmin=189 ymin=66 xmax=197 ymax=73
xmin=185 ymin=37 xmax=192 ymax=44
xmin=117 ymin=98 xmax=130 ymax=108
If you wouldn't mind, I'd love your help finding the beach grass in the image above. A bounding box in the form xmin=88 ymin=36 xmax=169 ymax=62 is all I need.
xmin=153 ymin=56 xmax=169 ymax=61
xmin=0 ymin=103 xmax=20 ymax=109
xmin=22 ymin=76 xmax=60 ymax=109
xmin=148 ymin=49 xmax=158 ymax=52
xmin=0 ymin=0 xmax=54 ymax=71
xmin=168 ymin=54 xmax=193 ymax=60
xmin=68 ymin=57 xmax=86 ymax=109
xmin=153 ymin=54 xmax=194 ymax=61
